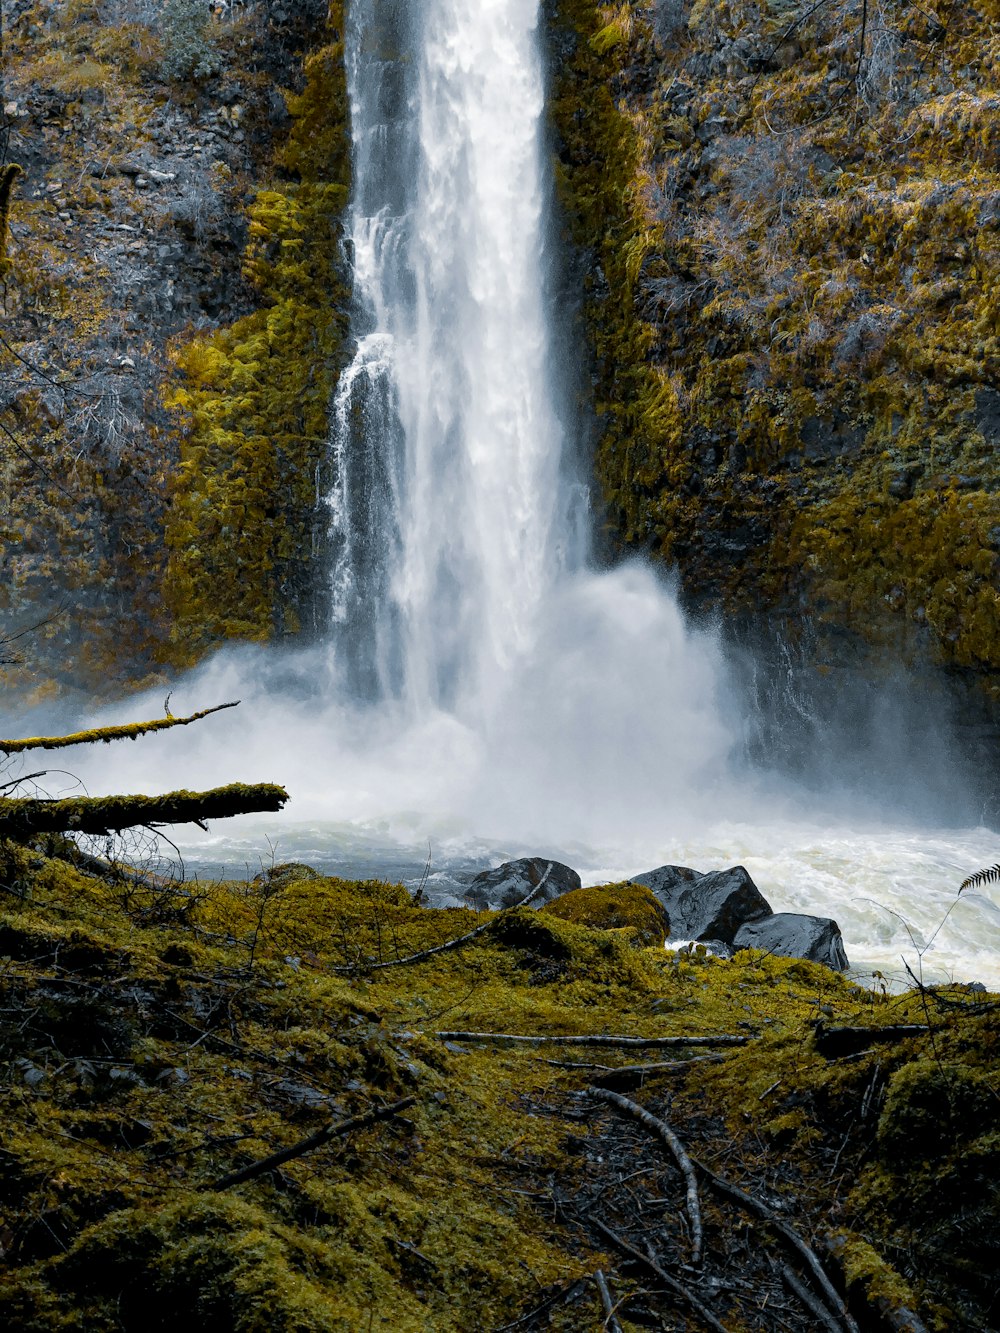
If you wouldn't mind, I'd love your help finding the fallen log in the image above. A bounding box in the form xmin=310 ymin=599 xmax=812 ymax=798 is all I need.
xmin=0 ymin=783 xmax=289 ymax=838
xmin=0 ymin=701 xmax=240 ymax=753
xmin=433 ymin=1031 xmax=749 ymax=1049
xmin=812 ymin=1023 xmax=929 ymax=1059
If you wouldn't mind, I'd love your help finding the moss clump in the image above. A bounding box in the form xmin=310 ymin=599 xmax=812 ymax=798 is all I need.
xmin=543 ymin=880 xmax=669 ymax=946
xmin=162 ymin=18 xmax=351 ymax=663
xmin=0 ymin=163 xmax=22 ymax=282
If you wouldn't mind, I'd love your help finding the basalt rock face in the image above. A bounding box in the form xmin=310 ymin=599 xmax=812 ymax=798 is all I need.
xmin=548 ymin=0 xmax=1000 ymax=801
xmin=631 ymin=862 xmax=849 ymax=970
xmin=1 ymin=1 xmax=347 ymax=689
xmin=631 ymin=864 xmax=771 ymax=945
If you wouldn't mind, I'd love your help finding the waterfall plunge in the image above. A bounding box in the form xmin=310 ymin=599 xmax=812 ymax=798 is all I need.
xmin=323 ymin=0 xmax=736 ymax=828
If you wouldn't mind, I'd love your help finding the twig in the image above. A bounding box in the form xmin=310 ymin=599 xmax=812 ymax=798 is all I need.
xmin=207 ymin=1096 xmax=417 ymax=1191
xmin=333 ymin=863 xmax=555 ymax=973
xmin=695 ymin=1162 xmax=859 ymax=1333
xmin=0 ymin=700 xmax=240 ymax=753
xmin=594 ymin=1270 xmax=625 ymax=1333
xmin=587 ymin=1087 xmax=703 ymax=1266
xmin=538 ymin=1054 xmax=726 ymax=1083
xmin=432 ymin=1032 xmax=749 ymax=1050
xmin=781 ymin=1263 xmax=842 ymax=1333
xmin=589 ymin=1217 xmax=730 ymax=1333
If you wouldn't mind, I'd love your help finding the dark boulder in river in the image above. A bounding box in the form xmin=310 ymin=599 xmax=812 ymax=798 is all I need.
xmin=630 ymin=864 xmax=772 ymax=945
xmin=630 ymin=862 xmax=849 ymax=971
xmin=464 ymin=858 xmax=580 ymax=911
xmin=733 ymin=913 xmax=850 ymax=971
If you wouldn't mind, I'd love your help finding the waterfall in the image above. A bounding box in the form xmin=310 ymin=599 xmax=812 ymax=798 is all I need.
xmin=41 ymin=0 xmax=999 ymax=990
xmin=330 ymin=0 xmax=584 ymax=715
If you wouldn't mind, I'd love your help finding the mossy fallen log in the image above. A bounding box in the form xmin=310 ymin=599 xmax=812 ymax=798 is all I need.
xmin=0 ymin=783 xmax=288 ymax=838
xmin=0 ymin=701 xmax=239 ymax=753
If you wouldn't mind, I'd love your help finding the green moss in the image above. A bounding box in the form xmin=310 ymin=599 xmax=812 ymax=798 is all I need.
xmin=162 ymin=19 xmax=351 ymax=663
xmin=542 ymin=881 xmax=669 ymax=945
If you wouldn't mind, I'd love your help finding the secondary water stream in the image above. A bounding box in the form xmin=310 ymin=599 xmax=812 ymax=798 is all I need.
xmin=7 ymin=0 xmax=998 ymax=986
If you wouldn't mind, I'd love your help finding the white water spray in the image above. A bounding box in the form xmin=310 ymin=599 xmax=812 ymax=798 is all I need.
xmin=8 ymin=0 xmax=998 ymax=986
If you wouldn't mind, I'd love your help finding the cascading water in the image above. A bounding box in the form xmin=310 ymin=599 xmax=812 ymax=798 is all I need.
xmin=330 ymin=0 xmax=585 ymax=715
xmin=25 ymin=0 xmax=1000 ymax=986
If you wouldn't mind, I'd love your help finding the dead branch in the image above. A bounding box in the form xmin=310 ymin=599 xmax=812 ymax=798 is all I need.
xmin=332 ymin=862 xmax=555 ymax=973
xmin=696 ymin=1161 xmax=859 ymax=1333
xmin=540 ymin=1054 xmax=727 ymax=1087
xmin=207 ymin=1095 xmax=418 ymax=1191
xmin=0 ymin=783 xmax=288 ymax=838
xmin=812 ymin=1022 xmax=929 ymax=1058
xmin=433 ymin=1032 xmax=749 ymax=1050
xmin=587 ymin=1086 xmax=703 ymax=1266
xmin=589 ymin=1217 xmax=730 ymax=1333
xmin=781 ymin=1263 xmax=843 ymax=1333
xmin=593 ymin=1270 xmax=625 ymax=1333
xmin=0 ymin=701 xmax=240 ymax=753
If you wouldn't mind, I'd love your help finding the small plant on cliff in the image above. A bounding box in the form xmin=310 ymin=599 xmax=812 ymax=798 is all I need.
xmin=161 ymin=0 xmax=221 ymax=82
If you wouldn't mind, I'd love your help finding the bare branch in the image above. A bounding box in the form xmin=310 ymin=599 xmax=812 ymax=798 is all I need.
xmin=587 ymin=1086 xmax=703 ymax=1266
xmin=207 ymin=1096 xmax=418 ymax=1192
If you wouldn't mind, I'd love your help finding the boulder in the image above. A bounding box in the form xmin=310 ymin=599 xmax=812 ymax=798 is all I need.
xmin=463 ymin=858 xmax=580 ymax=912
xmin=630 ymin=864 xmax=771 ymax=945
xmin=732 ymin=913 xmax=850 ymax=971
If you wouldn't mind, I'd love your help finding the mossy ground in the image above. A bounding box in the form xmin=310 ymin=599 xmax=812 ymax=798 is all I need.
xmin=0 ymin=845 xmax=995 ymax=1329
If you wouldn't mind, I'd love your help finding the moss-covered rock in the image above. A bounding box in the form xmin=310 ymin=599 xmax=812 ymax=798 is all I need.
xmin=162 ymin=15 xmax=351 ymax=662
xmin=543 ymin=880 xmax=670 ymax=945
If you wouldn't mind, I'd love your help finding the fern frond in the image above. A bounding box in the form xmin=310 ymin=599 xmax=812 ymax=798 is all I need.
xmin=959 ymin=863 xmax=1000 ymax=893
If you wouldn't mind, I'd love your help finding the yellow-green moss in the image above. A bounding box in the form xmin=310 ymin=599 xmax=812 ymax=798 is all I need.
xmin=162 ymin=21 xmax=350 ymax=662
xmin=0 ymin=163 xmax=22 ymax=282
xmin=542 ymin=880 xmax=669 ymax=945
xmin=0 ymin=844 xmax=997 ymax=1327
